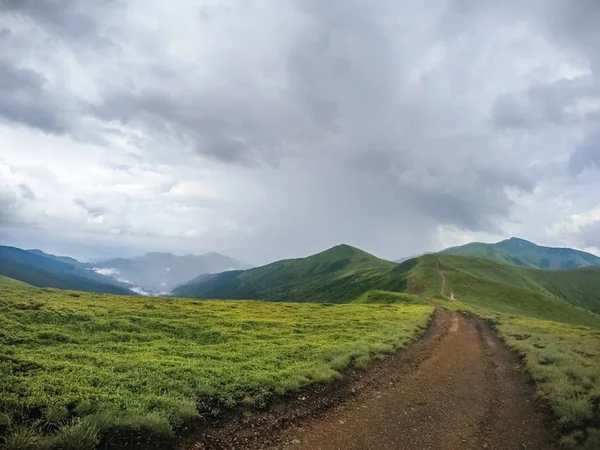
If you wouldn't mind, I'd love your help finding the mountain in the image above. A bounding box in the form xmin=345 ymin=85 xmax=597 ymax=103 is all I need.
xmin=440 ymin=237 xmax=600 ymax=270
xmin=0 ymin=246 xmax=135 ymax=295
xmin=395 ymin=252 xmax=432 ymax=263
xmin=92 ymin=252 xmax=251 ymax=295
xmin=406 ymin=253 xmax=600 ymax=325
xmin=172 ymin=244 xmax=407 ymax=303
xmin=174 ymin=242 xmax=600 ymax=327
xmin=0 ymin=274 xmax=30 ymax=287
xmin=27 ymin=249 xmax=83 ymax=267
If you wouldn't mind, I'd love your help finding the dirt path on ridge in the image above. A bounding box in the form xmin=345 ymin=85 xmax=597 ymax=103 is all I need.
xmin=437 ymin=262 xmax=455 ymax=301
xmin=182 ymin=310 xmax=554 ymax=450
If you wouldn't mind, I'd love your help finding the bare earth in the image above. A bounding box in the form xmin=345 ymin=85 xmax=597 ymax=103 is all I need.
xmin=182 ymin=310 xmax=555 ymax=450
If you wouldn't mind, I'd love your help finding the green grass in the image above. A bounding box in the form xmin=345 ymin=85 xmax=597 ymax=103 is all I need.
xmin=497 ymin=316 xmax=600 ymax=449
xmin=352 ymin=290 xmax=427 ymax=305
xmin=0 ymin=283 xmax=432 ymax=448
xmin=0 ymin=276 xmax=29 ymax=287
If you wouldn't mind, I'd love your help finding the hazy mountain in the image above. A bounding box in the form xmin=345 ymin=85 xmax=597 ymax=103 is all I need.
xmin=0 ymin=246 xmax=135 ymax=295
xmin=172 ymin=244 xmax=407 ymax=303
xmin=440 ymin=237 xmax=600 ymax=270
xmin=93 ymin=252 xmax=251 ymax=295
xmin=27 ymin=249 xmax=83 ymax=267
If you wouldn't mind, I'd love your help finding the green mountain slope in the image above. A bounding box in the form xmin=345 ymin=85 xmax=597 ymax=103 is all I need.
xmin=173 ymin=244 xmax=407 ymax=303
xmin=0 ymin=275 xmax=30 ymax=287
xmin=440 ymin=237 xmax=600 ymax=270
xmin=174 ymin=242 xmax=600 ymax=323
xmin=407 ymin=254 xmax=600 ymax=327
xmin=0 ymin=246 xmax=135 ymax=295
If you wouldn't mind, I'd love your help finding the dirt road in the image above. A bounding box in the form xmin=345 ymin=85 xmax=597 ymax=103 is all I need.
xmin=183 ymin=310 xmax=554 ymax=450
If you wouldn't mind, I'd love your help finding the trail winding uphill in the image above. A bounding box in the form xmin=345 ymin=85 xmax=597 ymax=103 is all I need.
xmin=184 ymin=310 xmax=554 ymax=450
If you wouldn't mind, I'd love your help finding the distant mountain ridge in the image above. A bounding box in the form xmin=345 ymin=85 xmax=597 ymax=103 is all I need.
xmin=172 ymin=244 xmax=409 ymax=302
xmin=0 ymin=246 xmax=135 ymax=295
xmin=439 ymin=237 xmax=600 ymax=270
xmin=92 ymin=251 xmax=251 ymax=295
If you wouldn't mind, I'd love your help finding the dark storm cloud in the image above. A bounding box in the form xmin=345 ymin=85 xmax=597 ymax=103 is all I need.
xmin=0 ymin=60 xmax=70 ymax=133
xmin=0 ymin=0 xmax=115 ymax=43
xmin=89 ymin=89 xmax=271 ymax=164
xmin=550 ymin=0 xmax=600 ymax=69
xmin=82 ymin=0 xmax=542 ymax=235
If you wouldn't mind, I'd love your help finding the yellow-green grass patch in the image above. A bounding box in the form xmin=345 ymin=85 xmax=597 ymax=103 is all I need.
xmin=0 ymin=285 xmax=432 ymax=447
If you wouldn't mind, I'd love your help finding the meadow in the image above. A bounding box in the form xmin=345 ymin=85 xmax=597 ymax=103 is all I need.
xmin=0 ymin=284 xmax=432 ymax=449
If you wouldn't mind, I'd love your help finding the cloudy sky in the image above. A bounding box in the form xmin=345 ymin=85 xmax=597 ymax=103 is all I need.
xmin=1 ymin=0 xmax=599 ymax=264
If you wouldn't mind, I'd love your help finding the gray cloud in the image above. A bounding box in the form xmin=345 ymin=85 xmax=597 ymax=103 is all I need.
xmin=1 ymin=0 xmax=600 ymax=261
xmin=0 ymin=60 xmax=72 ymax=133
xmin=73 ymin=198 xmax=109 ymax=219
xmin=18 ymin=184 xmax=35 ymax=200
xmin=0 ymin=0 xmax=117 ymax=44
xmin=569 ymin=132 xmax=600 ymax=174
xmin=492 ymin=79 xmax=599 ymax=129
xmin=0 ymin=187 xmax=17 ymax=225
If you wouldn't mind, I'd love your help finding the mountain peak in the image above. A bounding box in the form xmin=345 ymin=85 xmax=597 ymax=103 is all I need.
xmin=442 ymin=237 xmax=600 ymax=270
xmin=501 ymin=237 xmax=537 ymax=249
xmin=142 ymin=252 xmax=176 ymax=260
xmin=318 ymin=244 xmax=371 ymax=259
xmin=506 ymin=237 xmax=535 ymax=245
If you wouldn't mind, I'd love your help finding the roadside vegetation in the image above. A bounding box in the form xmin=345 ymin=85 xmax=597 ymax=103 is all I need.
xmin=0 ymin=283 xmax=432 ymax=449
xmin=498 ymin=316 xmax=600 ymax=449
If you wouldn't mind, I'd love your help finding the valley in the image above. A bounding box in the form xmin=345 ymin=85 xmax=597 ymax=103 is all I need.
xmin=1 ymin=240 xmax=600 ymax=449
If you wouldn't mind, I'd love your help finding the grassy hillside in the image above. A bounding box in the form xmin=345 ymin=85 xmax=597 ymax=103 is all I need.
xmin=352 ymin=290 xmax=426 ymax=305
xmin=0 ymin=275 xmax=29 ymax=287
xmin=405 ymin=253 xmax=600 ymax=448
xmin=173 ymin=244 xmax=406 ymax=303
xmin=0 ymin=246 xmax=134 ymax=295
xmin=0 ymin=283 xmax=432 ymax=449
xmin=408 ymin=254 xmax=600 ymax=328
xmin=441 ymin=237 xmax=600 ymax=270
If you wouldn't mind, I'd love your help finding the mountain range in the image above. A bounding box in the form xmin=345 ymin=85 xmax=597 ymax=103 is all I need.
xmin=172 ymin=240 xmax=600 ymax=325
xmin=172 ymin=244 xmax=408 ymax=302
xmin=0 ymin=246 xmax=134 ymax=295
xmin=440 ymin=237 xmax=600 ymax=270
xmin=91 ymin=252 xmax=251 ymax=295
xmin=0 ymin=246 xmax=249 ymax=296
xmin=2 ymin=237 xmax=599 ymax=299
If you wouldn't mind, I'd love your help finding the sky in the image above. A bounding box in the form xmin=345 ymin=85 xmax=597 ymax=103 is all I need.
xmin=0 ymin=0 xmax=599 ymax=264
